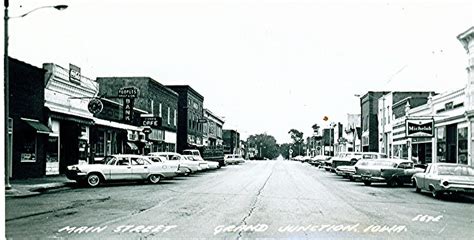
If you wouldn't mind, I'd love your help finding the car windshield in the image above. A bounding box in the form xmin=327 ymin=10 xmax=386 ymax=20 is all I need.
xmin=438 ymin=165 xmax=474 ymax=176
xmin=104 ymin=156 xmax=118 ymax=165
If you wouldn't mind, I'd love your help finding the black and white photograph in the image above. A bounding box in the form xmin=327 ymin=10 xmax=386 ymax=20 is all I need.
xmin=2 ymin=0 xmax=474 ymax=239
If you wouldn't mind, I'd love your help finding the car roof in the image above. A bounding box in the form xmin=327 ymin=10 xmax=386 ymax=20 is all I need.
xmin=149 ymin=152 xmax=180 ymax=155
xmin=110 ymin=154 xmax=148 ymax=158
xmin=430 ymin=163 xmax=473 ymax=167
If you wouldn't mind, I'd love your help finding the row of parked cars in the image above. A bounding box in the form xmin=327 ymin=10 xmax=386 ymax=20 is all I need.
xmin=293 ymin=152 xmax=474 ymax=199
xmin=66 ymin=151 xmax=246 ymax=187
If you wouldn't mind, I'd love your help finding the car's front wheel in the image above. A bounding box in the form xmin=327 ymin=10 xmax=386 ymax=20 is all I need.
xmin=413 ymin=180 xmax=421 ymax=193
xmin=431 ymin=188 xmax=441 ymax=199
xmin=363 ymin=181 xmax=371 ymax=186
xmin=148 ymin=174 xmax=161 ymax=184
xmin=86 ymin=173 xmax=101 ymax=187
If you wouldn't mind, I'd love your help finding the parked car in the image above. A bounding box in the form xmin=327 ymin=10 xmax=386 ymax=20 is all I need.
xmin=65 ymin=154 xmax=180 ymax=187
xmin=323 ymin=158 xmax=333 ymax=171
xmin=148 ymin=152 xmax=201 ymax=174
xmin=337 ymin=159 xmax=374 ymax=181
xmin=355 ymin=158 xmax=423 ymax=186
xmin=224 ymin=154 xmax=246 ymax=165
xmin=412 ymin=163 xmax=474 ymax=198
xmin=182 ymin=149 xmax=221 ymax=169
xmin=308 ymin=155 xmax=331 ymax=167
xmin=331 ymin=152 xmax=387 ymax=173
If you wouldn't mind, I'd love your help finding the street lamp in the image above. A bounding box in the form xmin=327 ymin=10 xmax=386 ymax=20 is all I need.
xmin=4 ymin=1 xmax=68 ymax=189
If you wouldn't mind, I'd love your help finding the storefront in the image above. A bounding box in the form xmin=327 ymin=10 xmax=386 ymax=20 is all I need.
xmin=91 ymin=118 xmax=145 ymax=161
xmin=43 ymin=63 xmax=98 ymax=174
xmin=46 ymin=112 xmax=94 ymax=174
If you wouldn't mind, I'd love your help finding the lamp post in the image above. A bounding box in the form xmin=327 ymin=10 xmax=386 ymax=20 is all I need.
xmin=4 ymin=1 xmax=68 ymax=189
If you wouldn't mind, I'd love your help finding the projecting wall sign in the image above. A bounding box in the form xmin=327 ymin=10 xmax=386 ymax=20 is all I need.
xmin=405 ymin=118 xmax=434 ymax=138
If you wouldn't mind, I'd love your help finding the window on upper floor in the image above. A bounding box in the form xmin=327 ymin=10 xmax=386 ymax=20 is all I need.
xmin=167 ymin=107 xmax=170 ymax=125
xmin=174 ymin=109 xmax=177 ymax=126
xmin=159 ymin=103 xmax=162 ymax=118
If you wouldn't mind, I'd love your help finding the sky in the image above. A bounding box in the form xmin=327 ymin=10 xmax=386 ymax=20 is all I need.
xmin=5 ymin=0 xmax=474 ymax=143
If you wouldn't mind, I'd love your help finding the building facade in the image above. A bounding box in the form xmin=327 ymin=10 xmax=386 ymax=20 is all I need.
xmin=360 ymin=91 xmax=389 ymax=152
xmin=166 ymin=85 xmax=205 ymax=153
xmin=203 ymin=109 xmax=225 ymax=146
xmin=9 ymin=58 xmax=51 ymax=178
xmin=223 ymin=129 xmax=240 ymax=154
xmin=90 ymin=97 xmax=147 ymax=161
xmin=43 ymin=63 xmax=97 ymax=175
xmin=96 ymin=77 xmax=179 ymax=154
xmin=378 ymin=92 xmax=434 ymax=158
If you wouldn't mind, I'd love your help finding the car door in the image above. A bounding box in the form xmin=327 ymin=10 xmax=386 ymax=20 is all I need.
xmin=130 ymin=157 xmax=150 ymax=180
xmin=398 ymin=162 xmax=413 ymax=183
xmin=420 ymin=165 xmax=432 ymax=190
xmin=112 ymin=156 xmax=133 ymax=180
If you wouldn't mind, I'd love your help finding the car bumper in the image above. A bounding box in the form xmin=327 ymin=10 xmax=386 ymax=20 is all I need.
xmin=361 ymin=175 xmax=386 ymax=183
xmin=65 ymin=170 xmax=87 ymax=181
xmin=441 ymin=185 xmax=474 ymax=194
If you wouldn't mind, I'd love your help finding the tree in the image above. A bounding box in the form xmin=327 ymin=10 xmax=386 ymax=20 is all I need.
xmin=288 ymin=129 xmax=304 ymax=155
xmin=279 ymin=143 xmax=292 ymax=159
xmin=246 ymin=133 xmax=280 ymax=160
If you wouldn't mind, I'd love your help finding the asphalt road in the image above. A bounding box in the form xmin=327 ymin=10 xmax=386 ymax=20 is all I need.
xmin=6 ymin=160 xmax=474 ymax=239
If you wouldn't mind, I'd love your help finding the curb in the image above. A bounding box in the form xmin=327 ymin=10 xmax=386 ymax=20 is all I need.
xmin=5 ymin=182 xmax=74 ymax=199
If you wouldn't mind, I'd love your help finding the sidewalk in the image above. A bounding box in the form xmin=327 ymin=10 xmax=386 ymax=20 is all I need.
xmin=5 ymin=175 xmax=76 ymax=198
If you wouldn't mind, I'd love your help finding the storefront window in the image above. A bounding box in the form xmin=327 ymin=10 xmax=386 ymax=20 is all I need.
xmin=20 ymin=132 xmax=36 ymax=162
xmin=94 ymin=130 xmax=105 ymax=157
xmin=437 ymin=126 xmax=446 ymax=162
xmin=458 ymin=127 xmax=468 ymax=165
xmin=46 ymin=136 xmax=59 ymax=175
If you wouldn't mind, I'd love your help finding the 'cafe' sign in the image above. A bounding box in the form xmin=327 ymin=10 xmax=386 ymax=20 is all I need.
xmin=406 ymin=118 xmax=434 ymax=138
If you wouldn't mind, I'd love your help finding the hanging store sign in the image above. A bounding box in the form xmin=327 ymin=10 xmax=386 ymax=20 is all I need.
xmin=69 ymin=64 xmax=81 ymax=84
xmin=141 ymin=117 xmax=162 ymax=127
xmin=406 ymin=118 xmax=434 ymax=138
xmin=118 ymin=86 xmax=140 ymax=98
xmin=88 ymin=98 xmax=103 ymax=115
xmin=123 ymin=98 xmax=135 ymax=122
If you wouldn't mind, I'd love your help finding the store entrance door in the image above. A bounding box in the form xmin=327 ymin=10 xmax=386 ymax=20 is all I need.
xmin=446 ymin=124 xmax=457 ymax=163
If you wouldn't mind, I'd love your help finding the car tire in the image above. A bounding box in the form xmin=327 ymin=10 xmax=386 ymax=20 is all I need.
xmin=387 ymin=178 xmax=398 ymax=187
xmin=413 ymin=180 xmax=421 ymax=193
xmin=148 ymin=175 xmax=161 ymax=184
xmin=363 ymin=181 xmax=371 ymax=186
xmin=431 ymin=188 xmax=441 ymax=199
xmin=86 ymin=173 xmax=101 ymax=187
xmin=349 ymin=176 xmax=355 ymax=182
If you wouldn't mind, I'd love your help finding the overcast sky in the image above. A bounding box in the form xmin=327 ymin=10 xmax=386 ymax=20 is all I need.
xmin=7 ymin=0 xmax=473 ymax=143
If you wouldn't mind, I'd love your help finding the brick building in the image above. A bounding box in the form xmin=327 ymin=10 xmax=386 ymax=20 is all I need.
xmin=223 ymin=129 xmax=240 ymax=154
xmin=96 ymin=77 xmax=179 ymax=153
xmin=166 ymin=85 xmax=205 ymax=153
xmin=8 ymin=58 xmax=50 ymax=178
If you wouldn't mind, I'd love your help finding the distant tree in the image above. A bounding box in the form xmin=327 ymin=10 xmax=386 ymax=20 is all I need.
xmin=246 ymin=133 xmax=279 ymax=159
xmin=279 ymin=143 xmax=292 ymax=159
xmin=288 ymin=129 xmax=304 ymax=155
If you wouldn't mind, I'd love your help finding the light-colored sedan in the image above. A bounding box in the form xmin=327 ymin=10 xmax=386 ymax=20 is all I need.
xmin=412 ymin=163 xmax=474 ymax=198
xmin=148 ymin=152 xmax=201 ymax=174
xmin=224 ymin=154 xmax=245 ymax=165
xmin=182 ymin=154 xmax=220 ymax=170
xmin=65 ymin=154 xmax=180 ymax=187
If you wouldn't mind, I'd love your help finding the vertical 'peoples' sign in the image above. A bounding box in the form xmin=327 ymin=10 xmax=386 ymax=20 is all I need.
xmin=118 ymin=87 xmax=140 ymax=123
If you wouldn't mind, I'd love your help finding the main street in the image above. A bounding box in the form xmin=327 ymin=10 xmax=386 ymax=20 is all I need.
xmin=6 ymin=160 xmax=474 ymax=239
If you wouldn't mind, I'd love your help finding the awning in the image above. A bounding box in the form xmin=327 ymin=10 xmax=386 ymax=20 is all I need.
xmin=22 ymin=118 xmax=52 ymax=134
xmin=50 ymin=112 xmax=94 ymax=125
xmin=127 ymin=142 xmax=138 ymax=150
xmin=94 ymin=118 xmax=142 ymax=131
